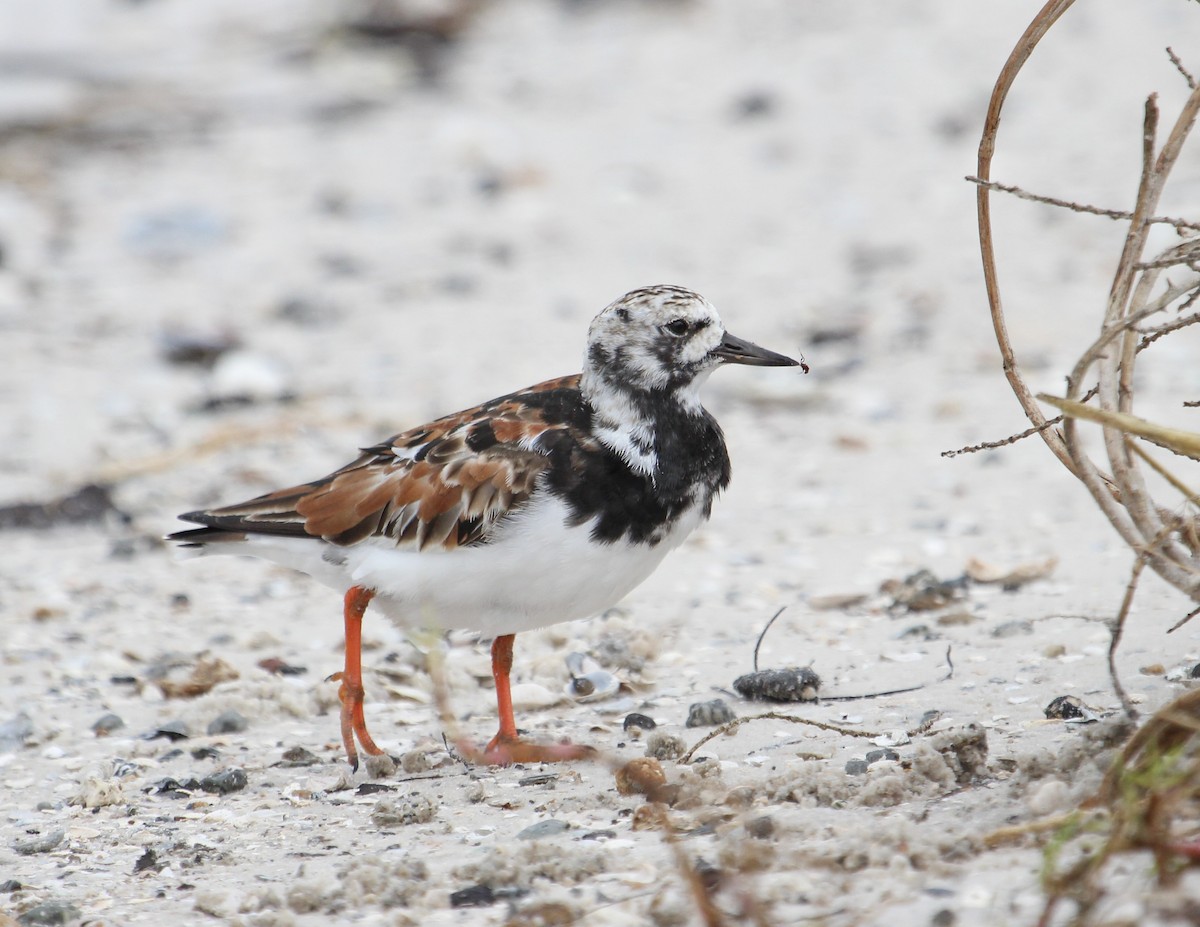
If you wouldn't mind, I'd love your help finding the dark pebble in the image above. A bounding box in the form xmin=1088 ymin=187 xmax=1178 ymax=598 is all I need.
xmin=745 ymin=815 xmax=775 ymax=839
xmin=1044 ymin=695 xmax=1085 ymax=720
xmin=516 ymin=819 xmax=569 ymax=840
xmin=931 ymin=909 xmax=957 ymax=927
xmin=517 ymin=773 xmax=558 ymax=787
xmin=190 ymin=746 xmax=221 ymax=761
xmin=146 ymin=777 xmax=201 ymax=797
xmin=0 ymin=483 xmax=124 ymax=532
xmin=897 ymin=624 xmax=941 ymax=642
xmin=158 ymin=749 xmax=185 ymax=762
xmin=685 ymin=698 xmax=736 ymax=728
xmin=91 ymin=713 xmax=125 ymax=737
xmin=845 ymin=759 xmax=870 ymax=776
xmin=279 ymin=746 xmax=320 ymax=767
xmin=1 ymin=879 xmax=22 ymax=892
xmin=1190 ymin=663 xmax=1200 ymax=679
xmin=581 ymin=829 xmax=617 ymax=841
xmin=206 ymin=709 xmax=248 ymax=735
xmin=866 ymin=748 xmax=900 ymax=765
xmin=991 ymin=620 xmax=1034 ymax=639
xmin=13 ymin=830 xmax=64 ymax=855
xmin=160 ymin=329 xmax=239 ymax=367
xmin=450 ymin=884 xmax=496 ymax=908
xmin=694 ymin=858 xmax=722 ymax=892
xmin=623 ymin=712 xmax=656 ymax=731
xmin=17 ymin=901 xmax=81 ymax=926
xmin=733 ymin=667 xmax=821 ymax=703
xmin=199 ymin=768 xmax=248 ymax=794
xmin=0 ymin=711 xmax=34 ymax=750
xmin=732 ymin=90 xmax=776 ymax=120
xmin=257 ymin=657 xmax=307 ymax=676
xmin=356 ymin=783 xmax=394 ymax=796
xmin=133 ymin=848 xmax=160 ymax=874
xmin=146 ymin=721 xmax=190 ymax=742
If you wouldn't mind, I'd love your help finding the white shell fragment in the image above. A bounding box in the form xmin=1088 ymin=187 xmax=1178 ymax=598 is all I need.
xmin=563 ymin=652 xmax=621 ymax=702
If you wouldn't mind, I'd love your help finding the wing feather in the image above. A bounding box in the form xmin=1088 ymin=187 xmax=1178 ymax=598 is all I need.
xmin=171 ymin=375 xmax=586 ymax=552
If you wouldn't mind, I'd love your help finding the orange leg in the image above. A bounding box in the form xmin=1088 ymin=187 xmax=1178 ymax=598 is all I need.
xmin=479 ymin=633 xmax=595 ymax=765
xmin=334 ymin=585 xmax=385 ymax=770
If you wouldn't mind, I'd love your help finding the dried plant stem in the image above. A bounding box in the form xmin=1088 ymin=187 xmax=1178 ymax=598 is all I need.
xmin=1109 ymin=556 xmax=1144 ymax=721
xmin=975 ymin=0 xmax=1078 ymax=475
xmin=966 ymin=175 xmax=1200 ymax=233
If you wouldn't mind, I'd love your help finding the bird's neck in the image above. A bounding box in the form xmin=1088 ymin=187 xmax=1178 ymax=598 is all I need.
xmin=580 ymin=369 xmax=712 ymax=480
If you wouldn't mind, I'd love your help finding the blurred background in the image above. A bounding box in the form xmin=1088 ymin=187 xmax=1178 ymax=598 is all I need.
xmin=0 ymin=0 xmax=1196 ymax=578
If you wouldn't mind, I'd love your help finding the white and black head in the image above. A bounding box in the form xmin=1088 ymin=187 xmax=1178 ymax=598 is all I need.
xmin=582 ymin=285 xmax=800 ymax=404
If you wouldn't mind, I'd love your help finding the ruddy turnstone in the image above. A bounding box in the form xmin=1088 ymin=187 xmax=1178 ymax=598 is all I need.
xmin=170 ymin=285 xmax=803 ymax=768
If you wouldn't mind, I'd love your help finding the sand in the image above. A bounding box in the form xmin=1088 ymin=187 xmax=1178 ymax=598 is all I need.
xmin=2 ymin=1 xmax=1199 ymax=925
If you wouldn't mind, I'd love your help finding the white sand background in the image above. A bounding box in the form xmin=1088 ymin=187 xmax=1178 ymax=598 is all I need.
xmin=2 ymin=0 xmax=1199 ymax=924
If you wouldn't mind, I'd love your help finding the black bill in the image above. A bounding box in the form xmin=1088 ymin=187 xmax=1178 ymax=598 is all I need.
xmin=713 ymin=331 xmax=806 ymax=371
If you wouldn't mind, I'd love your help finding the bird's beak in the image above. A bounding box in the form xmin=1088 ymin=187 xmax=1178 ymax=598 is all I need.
xmin=712 ymin=331 xmax=806 ymax=370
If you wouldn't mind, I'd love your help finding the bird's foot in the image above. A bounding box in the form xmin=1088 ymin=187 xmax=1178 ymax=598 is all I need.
xmin=330 ymin=670 xmax=386 ymax=772
xmin=457 ymin=732 xmax=597 ymax=766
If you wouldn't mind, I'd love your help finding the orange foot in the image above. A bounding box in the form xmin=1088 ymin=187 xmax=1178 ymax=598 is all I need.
xmin=457 ymin=732 xmax=597 ymax=766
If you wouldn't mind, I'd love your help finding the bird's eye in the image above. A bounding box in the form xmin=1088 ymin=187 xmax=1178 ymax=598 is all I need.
xmin=664 ymin=319 xmax=690 ymax=336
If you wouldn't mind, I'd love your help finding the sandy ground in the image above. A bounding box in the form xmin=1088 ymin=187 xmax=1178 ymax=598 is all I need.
xmin=2 ymin=1 xmax=1200 ymax=925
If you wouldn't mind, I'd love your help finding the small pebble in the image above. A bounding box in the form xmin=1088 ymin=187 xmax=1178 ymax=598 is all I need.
xmin=17 ymin=901 xmax=81 ymax=926
xmin=1044 ymin=695 xmax=1086 ymax=721
xmin=644 ymin=731 xmax=686 ymax=761
xmin=745 ymin=815 xmax=775 ymax=839
xmin=450 ymin=884 xmax=496 ymax=908
xmin=517 ymin=773 xmax=558 ymax=787
xmin=279 ymin=746 xmax=320 ymax=767
xmin=191 ymin=746 xmax=221 ymax=761
xmin=516 ymin=819 xmax=570 ymax=840
xmin=363 ymin=752 xmax=397 ymax=779
xmin=13 ymin=830 xmax=65 ymax=855
xmin=206 ymin=709 xmax=248 ymax=735
xmin=844 ymin=759 xmax=869 ymax=776
xmin=615 ymin=757 xmax=667 ymax=798
xmin=1138 ymin=663 xmax=1165 ymax=676
xmin=146 ymin=777 xmax=201 ymax=797
xmin=686 ymin=698 xmax=736 ymax=728
xmin=257 ymin=657 xmax=307 ymax=676
xmin=623 ymin=712 xmax=657 ymax=732
xmin=865 ymin=748 xmax=900 ymax=765
xmin=400 ymin=750 xmax=433 ymax=774
xmin=990 ymin=620 xmax=1034 ymax=638
xmin=733 ymin=667 xmax=821 ymax=703
xmin=0 ymin=712 xmax=34 ymax=752
xmin=1 ymin=879 xmax=22 ymax=892
xmin=91 ymin=713 xmax=125 ymax=737
xmin=1190 ymin=663 xmax=1200 ymax=679
xmin=199 ymin=767 xmax=248 ymax=794
xmin=133 ymin=848 xmax=160 ymax=874
xmin=146 ymin=721 xmax=191 ymax=742
xmin=370 ymin=794 xmax=436 ymax=827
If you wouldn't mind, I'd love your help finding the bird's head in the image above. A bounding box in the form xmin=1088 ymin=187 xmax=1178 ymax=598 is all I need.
xmin=583 ymin=285 xmax=801 ymax=404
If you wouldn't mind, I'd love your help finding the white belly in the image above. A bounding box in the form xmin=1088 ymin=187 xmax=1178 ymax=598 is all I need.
xmin=356 ymin=492 xmax=706 ymax=634
xmin=210 ymin=492 xmax=709 ymax=636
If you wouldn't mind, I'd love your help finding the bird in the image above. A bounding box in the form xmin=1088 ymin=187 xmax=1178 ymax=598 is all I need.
xmin=169 ymin=285 xmax=804 ymax=770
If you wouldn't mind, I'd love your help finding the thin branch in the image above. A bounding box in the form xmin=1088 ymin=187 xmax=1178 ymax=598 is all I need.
xmin=1168 ymin=46 xmax=1197 ymax=91
xmin=1109 ymin=556 xmax=1144 ymax=722
xmin=941 ymin=416 xmax=1064 ymax=458
xmin=966 ymin=175 xmax=1200 ymax=234
xmin=975 ymin=0 xmax=1079 ymax=476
